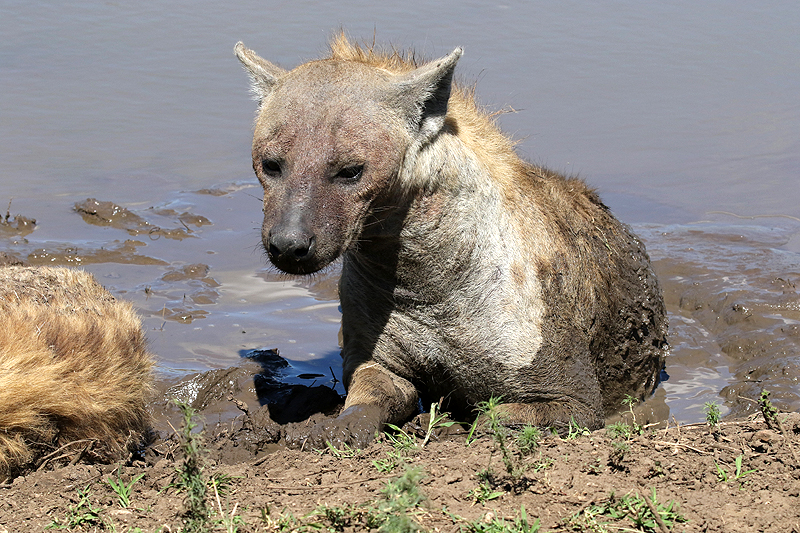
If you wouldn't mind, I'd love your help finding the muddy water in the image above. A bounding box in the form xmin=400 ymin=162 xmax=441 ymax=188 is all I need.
xmin=2 ymin=1 xmax=799 ymax=424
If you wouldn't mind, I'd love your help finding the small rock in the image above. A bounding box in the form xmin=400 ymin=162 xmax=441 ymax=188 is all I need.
xmin=443 ymin=473 xmax=462 ymax=484
xmin=751 ymin=429 xmax=782 ymax=444
xmin=107 ymin=509 xmax=133 ymax=524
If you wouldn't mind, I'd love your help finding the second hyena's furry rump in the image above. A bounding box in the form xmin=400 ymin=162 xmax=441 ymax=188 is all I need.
xmin=0 ymin=267 xmax=153 ymax=478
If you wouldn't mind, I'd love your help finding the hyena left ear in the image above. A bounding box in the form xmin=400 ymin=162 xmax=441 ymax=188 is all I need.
xmin=234 ymin=42 xmax=287 ymax=105
xmin=393 ymin=47 xmax=462 ymax=143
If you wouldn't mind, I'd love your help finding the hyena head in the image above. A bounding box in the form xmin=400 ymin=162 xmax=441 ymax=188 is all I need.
xmin=235 ymin=41 xmax=461 ymax=274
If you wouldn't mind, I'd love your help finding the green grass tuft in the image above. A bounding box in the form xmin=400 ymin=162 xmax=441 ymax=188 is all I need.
xmin=174 ymin=399 xmax=210 ymax=533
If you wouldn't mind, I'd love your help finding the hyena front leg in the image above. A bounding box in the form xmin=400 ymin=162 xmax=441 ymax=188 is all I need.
xmin=285 ymin=362 xmax=418 ymax=449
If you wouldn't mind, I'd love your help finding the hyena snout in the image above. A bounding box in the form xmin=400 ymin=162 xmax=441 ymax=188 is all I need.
xmin=265 ymin=222 xmax=317 ymax=274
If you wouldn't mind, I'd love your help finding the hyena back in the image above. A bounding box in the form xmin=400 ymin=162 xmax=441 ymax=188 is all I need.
xmin=235 ymin=35 xmax=667 ymax=446
xmin=0 ymin=267 xmax=153 ymax=478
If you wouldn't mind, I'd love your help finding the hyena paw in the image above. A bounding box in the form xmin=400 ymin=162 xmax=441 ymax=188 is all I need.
xmin=283 ymin=404 xmax=383 ymax=451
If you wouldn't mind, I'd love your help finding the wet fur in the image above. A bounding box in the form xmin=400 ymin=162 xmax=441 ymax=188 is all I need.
xmin=0 ymin=267 xmax=153 ymax=478
xmin=236 ymin=35 xmax=668 ymax=444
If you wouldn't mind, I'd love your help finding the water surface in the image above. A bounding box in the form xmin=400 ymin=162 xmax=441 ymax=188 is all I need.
xmin=2 ymin=1 xmax=799 ymax=422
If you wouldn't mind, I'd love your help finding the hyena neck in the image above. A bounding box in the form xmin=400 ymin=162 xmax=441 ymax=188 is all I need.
xmin=397 ymin=117 xmax=520 ymax=198
xmin=350 ymin=132 xmax=508 ymax=303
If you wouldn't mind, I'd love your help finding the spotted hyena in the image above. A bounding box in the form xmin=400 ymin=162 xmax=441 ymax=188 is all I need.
xmin=235 ymin=35 xmax=667 ymax=447
xmin=0 ymin=266 xmax=153 ymax=478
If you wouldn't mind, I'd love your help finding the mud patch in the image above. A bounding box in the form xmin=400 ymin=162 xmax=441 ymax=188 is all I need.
xmin=0 ymin=251 xmax=24 ymax=267
xmin=141 ymin=264 xmax=221 ymax=323
xmin=150 ymin=349 xmax=343 ymax=443
xmin=26 ymin=239 xmax=168 ymax=266
xmin=75 ymin=198 xmax=210 ymax=240
xmin=0 ymin=202 xmax=36 ymax=238
xmin=641 ymin=222 xmax=800 ymax=418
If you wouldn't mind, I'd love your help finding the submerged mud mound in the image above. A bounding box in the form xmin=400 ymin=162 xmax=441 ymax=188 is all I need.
xmin=642 ymin=222 xmax=800 ymax=417
xmin=149 ymin=349 xmax=344 ymax=454
xmin=25 ymin=240 xmax=168 ymax=267
xmin=0 ymin=207 xmax=36 ymax=238
xmin=0 ymin=217 xmax=36 ymax=237
xmin=0 ymin=251 xmax=24 ymax=266
xmin=75 ymin=198 xmax=210 ymax=241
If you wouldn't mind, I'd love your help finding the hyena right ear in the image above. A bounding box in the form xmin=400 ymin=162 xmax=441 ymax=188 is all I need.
xmin=234 ymin=42 xmax=287 ymax=104
xmin=392 ymin=47 xmax=463 ymax=144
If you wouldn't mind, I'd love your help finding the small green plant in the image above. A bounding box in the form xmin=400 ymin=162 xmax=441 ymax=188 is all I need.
xmin=335 ymin=466 xmax=427 ymax=532
xmin=377 ymin=467 xmax=426 ymax=523
xmin=324 ymin=440 xmax=361 ymax=458
xmin=465 ymin=416 xmax=482 ymax=446
xmin=373 ymin=424 xmax=419 ymax=473
xmin=46 ymin=485 xmax=105 ymax=530
xmin=459 ymin=505 xmax=540 ymax=532
xmin=621 ymin=394 xmax=643 ymax=435
xmin=373 ymin=453 xmax=401 ymax=474
xmin=468 ymin=480 xmax=504 ymax=505
xmin=475 ymin=399 xmax=549 ymax=481
xmin=516 ymin=425 xmax=541 ymax=456
xmin=106 ymin=470 xmax=145 ymax=509
xmin=704 ymin=401 xmax=722 ymax=427
xmin=714 ymin=461 xmax=729 ymax=483
xmin=608 ymin=441 xmax=630 ymax=471
xmin=715 ymin=454 xmax=756 ymax=483
xmin=646 ymin=460 xmax=666 ymax=479
xmin=528 ymin=455 xmax=553 ymax=474
xmin=476 ymin=467 xmax=492 ymax=484
xmin=565 ymin=416 xmax=591 ymax=440
xmin=307 ymin=466 xmax=427 ymax=532
xmin=631 ymin=489 xmax=686 ymax=531
xmin=584 ymin=457 xmax=605 ymax=475
xmin=566 ymin=508 xmax=609 ymax=532
xmin=759 ymin=389 xmax=780 ymax=431
xmin=421 ymin=402 xmax=458 ymax=447
xmin=569 ymin=489 xmax=686 ymax=532
xmin=261 ymin=505 xmax=302 ymax=531
xmin=606 ymin=421 xmax=633 ymax=440
xmin=174 ymin=399 xmax=210 ymax=533
xmin=384 ymin=423 xmax=419 ymax=454
xmin=210 ymin=472 xmax=236 ymax=495
xmin=476 ymin=397 xmax=526 ymax=479
xmin=211 ymin=476 xmax=245 ymax=533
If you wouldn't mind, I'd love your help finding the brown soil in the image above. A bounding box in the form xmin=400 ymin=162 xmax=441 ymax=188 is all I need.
xmin=1 ymin=404 xmax=798 ymax=532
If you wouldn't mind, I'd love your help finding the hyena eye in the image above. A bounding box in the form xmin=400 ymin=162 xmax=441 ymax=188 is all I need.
xmin=261 ymin=159 xmax=281 ymax=176
xmin=334 ymin=165 xmax=363 ymax=182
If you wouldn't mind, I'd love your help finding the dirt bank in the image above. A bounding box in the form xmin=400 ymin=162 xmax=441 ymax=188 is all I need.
xmin=1 ymin=401 xmax=798 ymax=532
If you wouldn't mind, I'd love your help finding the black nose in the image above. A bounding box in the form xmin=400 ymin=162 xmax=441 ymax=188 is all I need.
xmin=267 ymin=229 xmax=316 ymax=263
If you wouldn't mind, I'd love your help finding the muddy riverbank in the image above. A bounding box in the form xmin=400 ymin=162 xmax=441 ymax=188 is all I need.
xmin=1 ymin=397 xmax=798 ymax=532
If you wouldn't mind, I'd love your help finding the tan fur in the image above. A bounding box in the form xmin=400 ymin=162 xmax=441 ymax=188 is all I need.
xmin=0 ymin=266 xmax=153 ymax=478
